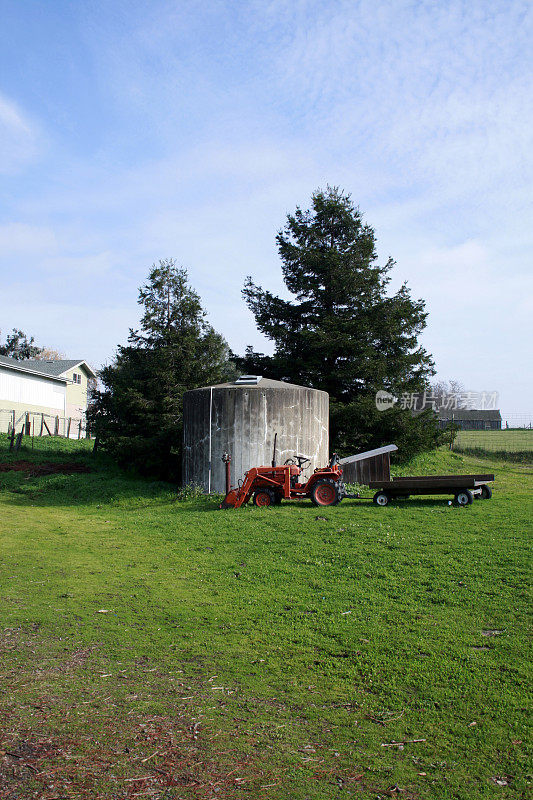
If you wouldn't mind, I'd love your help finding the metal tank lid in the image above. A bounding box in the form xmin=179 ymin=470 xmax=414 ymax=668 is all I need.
xmin=187 ymin=375 xmax=328 ymax=392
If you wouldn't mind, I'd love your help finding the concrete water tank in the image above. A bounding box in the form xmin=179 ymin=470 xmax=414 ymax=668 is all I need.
xmin=182 ymin=376 xmax=329 ymax=493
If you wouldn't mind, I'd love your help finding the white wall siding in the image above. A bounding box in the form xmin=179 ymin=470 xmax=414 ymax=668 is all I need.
xmin=0 ymin=367 xmax=66 ymax=412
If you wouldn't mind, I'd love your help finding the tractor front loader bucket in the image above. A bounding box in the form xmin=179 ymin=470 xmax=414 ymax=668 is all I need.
xmin=219 ymin=489 xmax=237 ymax=509
xmin=219 ymin=488 xmax=248 ymax=509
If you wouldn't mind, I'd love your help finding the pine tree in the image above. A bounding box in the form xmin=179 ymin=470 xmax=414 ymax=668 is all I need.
xmin=240 ymin=187 xmax=440 ymax=459
xmin=0 ymin=329 xmax=43 ymax=360
xmin=90 ymin=260 xmax=233 ymax=478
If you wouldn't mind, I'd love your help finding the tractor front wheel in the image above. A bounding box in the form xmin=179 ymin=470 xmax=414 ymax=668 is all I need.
xmin=253 ymin=489 xmax=275 ymax=507
xmin=311 ymin=479 xmax=340 ymax=507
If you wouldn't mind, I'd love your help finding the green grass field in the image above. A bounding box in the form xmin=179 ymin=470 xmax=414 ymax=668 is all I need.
xmin=453 ymin=429 xmax=533 ymax=457
xmin=0 ymin=435 xmax=531 ymax=799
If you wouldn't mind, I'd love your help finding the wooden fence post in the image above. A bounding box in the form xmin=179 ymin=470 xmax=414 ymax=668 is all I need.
xmin=25 ymin=413 xmax=30 ymax=436
xmin=66 ymin=418 xmax=71 ymax=439
xmin=40 ymin=414 xmax=44 ymax=437
xmin=78 ymin=419 xmax=82 ymax=439
xmin=449 ymin=414 xmax=455 ymax=450
xmin=54 ymin=416 xmax=59 ymax=436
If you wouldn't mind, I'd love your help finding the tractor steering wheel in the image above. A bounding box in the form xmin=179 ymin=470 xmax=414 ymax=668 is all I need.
xmin=285 ymin=455 xmax=311 ymax=469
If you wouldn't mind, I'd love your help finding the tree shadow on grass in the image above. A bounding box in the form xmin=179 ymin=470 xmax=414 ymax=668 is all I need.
xmin=372 ymin=496 xmax=495 ymax=509
xmin=339 ymin=495 xmax=495 ymax=510
xmin=0 ymin=457 xmax=176 ymax=510
xmin=0 ymin=441 xmax=228 ymax=512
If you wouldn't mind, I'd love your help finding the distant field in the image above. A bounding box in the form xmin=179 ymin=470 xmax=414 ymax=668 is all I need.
xmin=454 ymin=428 xmax=533 ymax=453
xmin=0 ymin=436 xmax=531 ymax=799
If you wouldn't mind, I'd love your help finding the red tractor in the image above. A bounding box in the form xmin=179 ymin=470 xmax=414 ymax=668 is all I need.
xmin=220 ymin=453 xmax=347 ymax=509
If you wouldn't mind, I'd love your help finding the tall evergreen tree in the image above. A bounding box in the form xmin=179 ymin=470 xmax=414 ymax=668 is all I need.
xmin=90 ymin=260 xmax=233 ymax=478
xmin=240 ymin=187 xmax=440 ymax=459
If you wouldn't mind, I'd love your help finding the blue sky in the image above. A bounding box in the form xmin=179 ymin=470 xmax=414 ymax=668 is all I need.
xmin=1 ymin=0 xmax=531 ymax=417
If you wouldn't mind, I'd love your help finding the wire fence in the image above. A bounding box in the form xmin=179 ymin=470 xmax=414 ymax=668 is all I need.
xmin=450 ymin=414 xmax=533 ymax=456
xmin=0 ymin=408 xmax=90 ymax=439
xmin=499 ymin=413 xmax=533 ymax=429
xmin=453 ymin=429 xmax=533 ymax=453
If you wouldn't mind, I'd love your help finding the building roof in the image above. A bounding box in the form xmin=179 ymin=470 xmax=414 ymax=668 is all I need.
xmin=437 ymin=408 xmax=501 ymax=420
xmin=339 ymin=444 xmax=398 ymax=465
xmin=0 ymin=354 xmax=67 ymax=382
xmin=191 ymin=376 xmax=326 ymax=392
xmin=23 ymin=359 xmax=97 ymax=379
xmin=0 ymin=355 xmax=96 ymax=381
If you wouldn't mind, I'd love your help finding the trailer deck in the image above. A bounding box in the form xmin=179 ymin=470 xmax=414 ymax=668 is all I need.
xmin=368 ymin=473 xmax=495 ymax=506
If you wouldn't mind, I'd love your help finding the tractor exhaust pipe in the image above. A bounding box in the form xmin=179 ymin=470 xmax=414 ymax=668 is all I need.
xmin=272 ymin=432 xmax=277 ymax=468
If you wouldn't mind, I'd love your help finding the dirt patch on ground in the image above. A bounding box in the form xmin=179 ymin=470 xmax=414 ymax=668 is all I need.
xmin=0 ymin=629 xmax=272 ymax=799
xmin=0 ymin=718 xmax=266 ymax=800
xmin=0 ymin=461 xmax=91 ymax=477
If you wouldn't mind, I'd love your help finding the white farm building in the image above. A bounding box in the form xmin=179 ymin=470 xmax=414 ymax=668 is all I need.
xmin=0 ymin=356 xmax=96 ymax=436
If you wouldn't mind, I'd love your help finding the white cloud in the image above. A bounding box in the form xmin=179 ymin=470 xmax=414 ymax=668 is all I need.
xmin=0 ymin=92 xmax=38 ymax=173
xmin=40 ymin=251 xmax=115 ymax=277
xmin=391 ymin=237 xmax=533 ymax=416
xmin=0 ymin=95 xmax=31 ymax=135
xmin=0 ymin=294 xmax=136 ymax=368
xmin=0 ymin=223 xmax=56 ymax=255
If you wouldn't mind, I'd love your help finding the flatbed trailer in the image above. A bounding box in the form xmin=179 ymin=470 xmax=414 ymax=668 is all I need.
xmin=368 ymin=473 xmax=495 ymax=506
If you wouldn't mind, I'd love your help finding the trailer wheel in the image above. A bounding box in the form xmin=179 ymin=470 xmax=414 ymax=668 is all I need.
xmin=480 ymin=484 xmax=492 ymax=500
xmin=311 ymin=479 xmax=340 ymax=506
xmin=454 ymin=489 xmax=473 ymax=506
xmin=373 ymin=491 xmax=390 ymax=507
xmin=253 ymin=489 xmax=275 ymax=507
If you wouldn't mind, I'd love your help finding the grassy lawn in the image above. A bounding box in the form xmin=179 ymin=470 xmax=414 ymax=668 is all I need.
xmin=453 ymin=429 xmax=533 ymax=458
xmin=0 ymin=436 xmax=531 ymax=799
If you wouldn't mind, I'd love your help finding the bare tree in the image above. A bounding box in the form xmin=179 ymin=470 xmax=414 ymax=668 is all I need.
xmin=32 ymin=347 xmax=65 ymax=361
xmin=431 ymin=379 xmax=464 ymax=402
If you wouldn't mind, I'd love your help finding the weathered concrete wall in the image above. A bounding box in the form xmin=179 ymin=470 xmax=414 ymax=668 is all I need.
xmin=183 ymin=384 xmax=329 ymax=493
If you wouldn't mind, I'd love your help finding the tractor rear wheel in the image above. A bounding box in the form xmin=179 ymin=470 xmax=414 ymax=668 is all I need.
xmin=310 ymin=479 xmax=340 ymax=507
xmin=253 ymin=489 xmax=275 ymax=507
